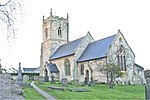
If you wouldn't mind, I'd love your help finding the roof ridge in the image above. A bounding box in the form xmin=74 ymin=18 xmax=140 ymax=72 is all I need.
xmin=61 ymin=36 xmax=84 ymax=47
xmin=94 ymin=34 xmax=116 ymax=43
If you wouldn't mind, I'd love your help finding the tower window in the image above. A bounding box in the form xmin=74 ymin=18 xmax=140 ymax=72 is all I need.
xmin=58 ymin=27 xmax=61 ymax=36
xmin=119 ymin=38 xmax=122 ymax=42
xmin=45 ymin=28 xmax=48 ymax=38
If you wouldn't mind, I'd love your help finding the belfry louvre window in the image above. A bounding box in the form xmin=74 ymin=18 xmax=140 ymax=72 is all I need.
xmin=117 ymin=46 xmax=126 ymax=71
xmin=64 ymin=58 xmax=71 ymax=75
xmin=58 ymin=27 xmax=61 ymax=35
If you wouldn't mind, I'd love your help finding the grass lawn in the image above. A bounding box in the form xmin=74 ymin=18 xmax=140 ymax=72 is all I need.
xmin=23 ymin=86 xmax=46 ymax=100
xmin=36 ymin=82 xmax=145 ymax=99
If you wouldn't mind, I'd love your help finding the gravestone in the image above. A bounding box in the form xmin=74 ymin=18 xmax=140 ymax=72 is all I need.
xmin=145 ymin=84 xmax=150 ymax=100
xmin=0 ymin=59 xmax=2 ymax=74
xmin=44 ymin=68 xmax=49 ymax=82
xmin=44 ymin=76 xmax=49 ymax=82
xmin=18 ymin=62 xmax=23 ymax=82
xmin=61 ymin=78 xmax=68 ymax=86
xmin=51 ymin=75 xmax=55 ymax=84
xmin=23 ymin=75 xmax=29 ymax=82
xmin=38 ymin=76 xmax=44 ymax=84
xmin=34 ymin=76 xmax=39 ymax=81
xmin=84 ymin=77 xmax=88 ymax=85
xmin=88 ymin=77 xmax=95 ymax=86
xmin=145 ymin=78 xmax=150 ymax=100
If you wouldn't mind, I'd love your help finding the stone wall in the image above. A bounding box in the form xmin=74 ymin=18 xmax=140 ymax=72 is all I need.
xmin=74 ymin=32 xmax=94 ymax=61
xmin=51 ymin=56 xmax=75 ymax=81
xmin=0 ymin=74 xmax=24 ymax=99
xmin=78 ymin=58 xmax=107 ymax=83
xmin=134 ymin=66 xmax=145 ymax=84
xmin=74 ymin=32 xmax=94 ymax=80
xmin=107 ymin=32 xmax=135 ymax=84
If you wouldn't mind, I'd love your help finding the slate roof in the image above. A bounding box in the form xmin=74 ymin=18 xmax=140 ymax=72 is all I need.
xmin=49 ymin=37 xmax=84 ymax=60
xmin=77 ymin=34 xmax=116 ymax=62
xmin=47 ymin=63 xmax=59 ymax=73
xmin=23 ymin=68 xmax=37 ymax=72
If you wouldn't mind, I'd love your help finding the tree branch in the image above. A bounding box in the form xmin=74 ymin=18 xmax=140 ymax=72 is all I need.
xmin=0 ymin=9 xmax=14 ymax=26
xmin=0 ymin=0 xmax=11 ymax=7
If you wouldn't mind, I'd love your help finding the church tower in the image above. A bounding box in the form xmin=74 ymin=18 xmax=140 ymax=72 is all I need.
xmin=40 ymin=9 xmax=69 ymax=76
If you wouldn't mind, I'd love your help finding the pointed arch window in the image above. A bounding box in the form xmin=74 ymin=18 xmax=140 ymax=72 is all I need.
xmin=64 ymin=58 xmax=71 ymax=75
xmin=117 ymin=46 xmax=126 ymax=71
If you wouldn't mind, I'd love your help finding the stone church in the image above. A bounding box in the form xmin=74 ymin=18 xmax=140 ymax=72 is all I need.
xmin=40 ymin=9 xmax=145 ymax=84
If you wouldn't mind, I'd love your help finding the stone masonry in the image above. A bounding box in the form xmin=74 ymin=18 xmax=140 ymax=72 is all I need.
xmin=40 ymin=9 xmax=69 ymax=76
xmin=0 ymin=74 xmax=24 ymax=100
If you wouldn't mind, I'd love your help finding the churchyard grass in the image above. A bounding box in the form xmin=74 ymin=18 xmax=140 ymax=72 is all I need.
xmin=36 ymin=82 xmax=145 ymax=99
xmin=23 ymin=87 xmax=46 ymax=100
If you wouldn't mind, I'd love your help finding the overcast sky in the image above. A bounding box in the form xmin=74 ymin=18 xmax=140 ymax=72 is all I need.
xmin=0 ymin=0 xmax=150 ymax=70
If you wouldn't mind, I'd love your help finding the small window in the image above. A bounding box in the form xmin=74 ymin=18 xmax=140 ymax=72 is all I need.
xmin=45 ymin=28 xmax=48 ymax=38
xmin=119 ymin=38 xmax=122 ymax=42
xmin=58 ymin=27 xmax=61 ymax=35
xmin=81 ymin=64 xmax=84 ymax=75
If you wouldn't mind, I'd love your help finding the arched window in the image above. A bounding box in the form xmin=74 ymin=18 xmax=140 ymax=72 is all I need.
xmin=64 ymin=58 xmax=71 ymax=75
xmin=117 ymin=46 xmax=126 ymax=71
xmin=58 ymin=27 xmax=61 ymax=36
xmin=80 ymin=64 xmax=84 ymax=75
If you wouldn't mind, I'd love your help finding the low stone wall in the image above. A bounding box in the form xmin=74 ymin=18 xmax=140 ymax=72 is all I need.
xmin=0 ymin=74 xmax=24 ymax=99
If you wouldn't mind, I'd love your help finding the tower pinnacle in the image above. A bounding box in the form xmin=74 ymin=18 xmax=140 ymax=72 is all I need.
xmin=118 ymin=29 xmax=121 ymax=33
xmin=43 ymin=15 xmax=44 ymax=22
xmin=50 ymin=8 xmax=52 ymax=16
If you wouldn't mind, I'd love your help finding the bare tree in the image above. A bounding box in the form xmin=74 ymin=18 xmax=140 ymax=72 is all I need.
xmin=106 ymin=55 xmax=123 ymax=89
xmin=0 ymin=0 xmax=23 ymax=40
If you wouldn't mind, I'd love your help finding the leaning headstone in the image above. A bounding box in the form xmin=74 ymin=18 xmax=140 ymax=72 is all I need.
xmin=61 ymin=78 xmax=68 ymax=86
xmin=38 ymin=76 xmax=44 ymax=84
xmin=18 ymin=62 xmax=23 ymax=82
